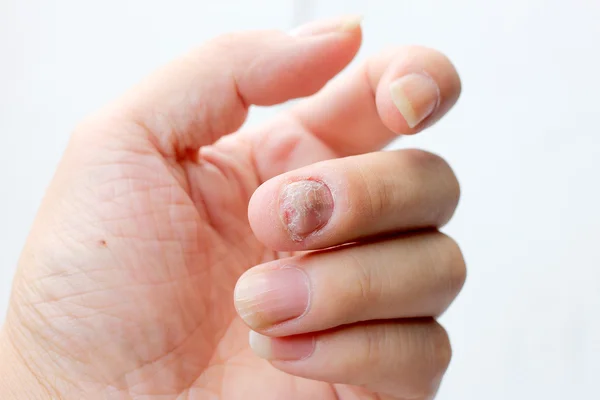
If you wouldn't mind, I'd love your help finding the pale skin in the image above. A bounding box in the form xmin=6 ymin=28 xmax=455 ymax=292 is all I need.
xmin=0 ymin=16 xmax=465 ymax=400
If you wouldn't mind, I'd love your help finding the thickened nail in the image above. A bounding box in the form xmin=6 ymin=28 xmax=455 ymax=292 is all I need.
xmin=279 ymin=180 xmax=334 ymax=241
xmin=390 ymin=73 xmax=441 ymax=128
xmin=234 ymin=267 xmax=310 ymax=330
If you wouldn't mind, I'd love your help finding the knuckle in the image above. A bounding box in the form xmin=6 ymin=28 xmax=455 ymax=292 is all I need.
xmin=439 ymin=160 xmax=461 ymax=211
xmin=344 ymin=252 xmax=380 ymax=312
xmin=444 ymin=166 xmax=461 ymax=220
xmin=399 ymin=148 xmax=444 ymax=171
xmin=370 ymin=177 xmax=395 ymax=220
xmin=361 ymin=325 xmax=387 ymax=369
xmin=430 ymin=322 xmax=453 ymax=375
xmin=439 ymin=234 xmax=467 ymax=297
xmin=400 ymin=149 xmax=460 ymax=224
xmin=206 ymin=32 xmax=248 ymax=52
xmin=336 ymin=325 xmax=385 ymax=381
xmin=355 ymin=163 xmax=399 ymax=222
xmin=424 ymin=233 xmax=467 ymax=310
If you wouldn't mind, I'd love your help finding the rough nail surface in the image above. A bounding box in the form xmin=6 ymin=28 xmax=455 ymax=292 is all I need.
xmin=249 ymin=331 xmax=315 ymax=361
xmin=279 ymin=180 xmax=334 ymax=241
xmin=290 ymin=15 xmax=362 ymax=37
xmin=390 ymin=73 xmax=441 ymax=128
xmin=234 ymin=267 xmax=310 ymax=330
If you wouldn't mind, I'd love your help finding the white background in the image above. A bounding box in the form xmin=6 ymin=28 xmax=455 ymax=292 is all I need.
xmin=1 ymin=1 xmax=600 ymax=399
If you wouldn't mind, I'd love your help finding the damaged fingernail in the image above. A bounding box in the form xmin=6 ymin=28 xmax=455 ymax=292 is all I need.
xmin=390 ymin=72 xmax=441 ymax=129
xmin=279 ymin=180 xmax=334 ymax=241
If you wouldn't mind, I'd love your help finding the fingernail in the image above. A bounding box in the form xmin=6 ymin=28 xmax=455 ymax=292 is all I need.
xmin=234 ymin=267 xmax=310 ymax=330
xmin=390 ymin=73 xmax=441 ymax=128
xmin=249 ymin=331 xmax=315 ymax=361
xmin=290 ymin=15 xmax=363 ymax=37
xmin=279 ymin=180 xmax=334 ymax=241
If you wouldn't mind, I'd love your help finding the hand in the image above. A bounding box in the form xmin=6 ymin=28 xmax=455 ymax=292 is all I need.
xmin=0 ymin=17 xmax=464 ymax=400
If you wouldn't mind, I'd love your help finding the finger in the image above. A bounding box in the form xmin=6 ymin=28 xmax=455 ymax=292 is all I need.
xmin=291 ymin=46 xmax=461 ymax=154
xmin=249 ymin=319 xmax=451 ymax=400
xmin=248 ymin=149 xmax=460 ymax=251
xmin=82 ymin=16 xmax=362 ymax=158
xmin=247 ymin=47 xmax=461 ymax=181
xmin=234 ymin=231 xmax=466 ymax=336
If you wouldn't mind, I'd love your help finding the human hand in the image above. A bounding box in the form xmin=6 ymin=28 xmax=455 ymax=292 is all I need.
xmin=0 ymin=16 xmax=464 ymax=399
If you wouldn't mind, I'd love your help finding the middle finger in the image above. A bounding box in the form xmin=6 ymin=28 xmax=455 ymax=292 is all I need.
xmin=234 ymin=231 xmax=466 ymax=336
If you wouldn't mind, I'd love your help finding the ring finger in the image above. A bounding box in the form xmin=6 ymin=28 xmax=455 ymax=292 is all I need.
xmin=234 ymin=231 xmax=465 ymax=336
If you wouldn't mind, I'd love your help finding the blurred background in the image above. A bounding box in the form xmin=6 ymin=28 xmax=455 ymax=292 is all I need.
xmin=1 ymin=0 xmax=599 ymax=398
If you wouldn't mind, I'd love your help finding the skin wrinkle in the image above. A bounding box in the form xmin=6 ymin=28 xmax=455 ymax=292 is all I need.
xmin=283 ymin=110 xmax=340 ymax=157
xmin=194 ymin=146 xmax=259 ymax=260
xmin=27 ymin=271 xmax=208 ymax=306
xmin=198 ymin=138 xmax=258 ymax=214
xmin=2 ymin=24 xmax=464 ymax=398
xmin=248 ymin=124 xmax=299 ymax=182
xmin=66 ymin=296 xmax=200 ymax=392
xmin=36 ymin=235 xmax=189 ymax=289
xmin=345 ymin=251 xmax=376 ymax=309
xmin=7 ymin=307 xmax=81 ymax=393
xmin=2 ymin=331 xmax=65 ymax=400
xmin=22 ymin=228 xmax=171 ymax=382
xmin=120 ymin=325 xmax=208 ymax=394
xmin=117 ymin=120 xmax=196 ymax=198
xmin=14 ymin=197 xmax=225 ymax=394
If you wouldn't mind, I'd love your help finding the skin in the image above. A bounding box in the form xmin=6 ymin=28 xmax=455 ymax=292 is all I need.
xmin=0 ymin=17 xmax=464 ymax=400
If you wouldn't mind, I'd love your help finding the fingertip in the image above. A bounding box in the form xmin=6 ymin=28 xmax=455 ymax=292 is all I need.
xmin=248 ymin=179 xmax=286 ymax=250
xmin=289 ymin=15 xmax=363 ymax=39
xmin=372 ymin=47 xmax=462 ymax=135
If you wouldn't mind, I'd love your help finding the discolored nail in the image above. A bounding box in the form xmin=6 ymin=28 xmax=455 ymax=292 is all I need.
xmin=290 ymin=15 xmax=363 ymax=37
xmin=390 ymin=73 xmax=441 ymax=128
xmin=249 ymin=331 xmax=315 ymax=361
xmin=234 ymin=267 xmax=310 ymax=330
xmin=279 ymin=180 xmax=334 ymax=241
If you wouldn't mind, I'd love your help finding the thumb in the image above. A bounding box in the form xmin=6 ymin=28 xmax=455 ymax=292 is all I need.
xmin=88 ymin=16 xmax=362 ymax=158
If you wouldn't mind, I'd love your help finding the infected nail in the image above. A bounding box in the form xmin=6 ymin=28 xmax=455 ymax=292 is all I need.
xmin=390 ymin=73 xmax=441 ymax=128
xmin=279 ymin=180 xmax=334 ymax=241
xmin=234 ymin=267 xmax=310 ymax=330
xmin=290 ymin=15 xmax=363 ymax=37
xmin=249 ymin=331 xmax=315 ymax=361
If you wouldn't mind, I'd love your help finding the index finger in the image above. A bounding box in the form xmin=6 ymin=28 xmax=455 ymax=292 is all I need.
xmin=249 ymin=149 xmax=460 ymax=251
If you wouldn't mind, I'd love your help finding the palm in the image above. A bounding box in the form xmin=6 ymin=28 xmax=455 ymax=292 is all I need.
xmin=11 ymin=129 xmax=363 ymax=399
xmin=152 ymin=137 xmax=348 ymax=400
